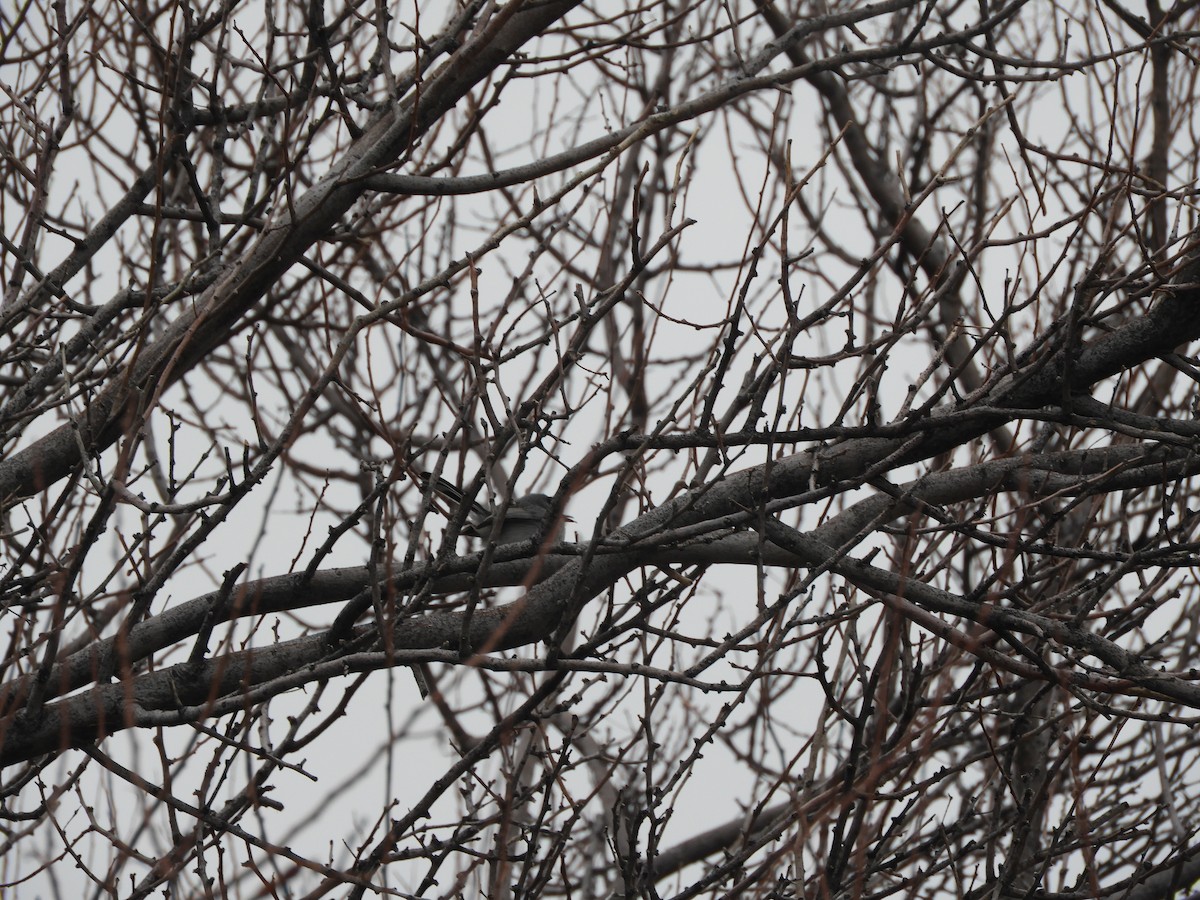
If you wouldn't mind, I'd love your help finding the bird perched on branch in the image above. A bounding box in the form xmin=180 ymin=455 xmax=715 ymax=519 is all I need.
xmin=421 ymin=473 xmax=566 ymax=544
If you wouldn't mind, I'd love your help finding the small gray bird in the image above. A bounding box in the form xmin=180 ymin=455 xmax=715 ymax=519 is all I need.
xmin=421 ymin=473 xmax=564 ymax=544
